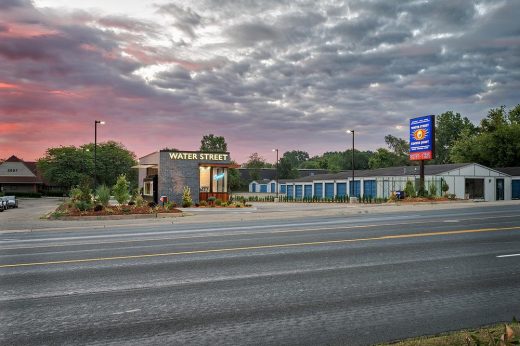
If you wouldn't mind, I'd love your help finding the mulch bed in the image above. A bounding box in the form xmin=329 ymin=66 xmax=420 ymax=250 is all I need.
xmin=57 ymin=205 xmax=181 ymax=217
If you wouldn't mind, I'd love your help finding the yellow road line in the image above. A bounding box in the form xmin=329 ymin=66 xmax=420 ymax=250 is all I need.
xmin=2 ymin=214 xmax=519 ymax=251
xmin=1 ymin=226 xmax=519 ymax=269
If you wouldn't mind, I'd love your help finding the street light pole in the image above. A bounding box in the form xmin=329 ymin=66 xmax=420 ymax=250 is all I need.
xmin=346 ymin=130 xmax=355 ymax=197
xmin=94 ymin=120 xmax=105 ymax=190
xmin=272 ymin=148 xmax=279 ymax=199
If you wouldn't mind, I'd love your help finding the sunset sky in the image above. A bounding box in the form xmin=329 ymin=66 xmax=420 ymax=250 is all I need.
xmin=1 ymin=0 xmax=519 ymax=164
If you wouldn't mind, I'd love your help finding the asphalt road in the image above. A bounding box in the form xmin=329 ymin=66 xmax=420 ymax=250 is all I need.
xmin=1 ymin=204 xmax=520 ymax=345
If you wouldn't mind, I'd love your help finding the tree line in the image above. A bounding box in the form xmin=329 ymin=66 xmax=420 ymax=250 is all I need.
xmin=244 ymin=104 xmax=520 ymax=180
xmin=32 ymin=104 xmax=519 ymax=192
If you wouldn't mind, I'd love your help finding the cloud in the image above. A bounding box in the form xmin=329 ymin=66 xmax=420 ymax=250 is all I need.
xmin=0 ymin=0 xmax=519 ymax=164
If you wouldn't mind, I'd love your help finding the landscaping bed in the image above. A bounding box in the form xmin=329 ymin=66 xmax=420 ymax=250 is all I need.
xmin=48 ymin=203 xmax=182 ymax=219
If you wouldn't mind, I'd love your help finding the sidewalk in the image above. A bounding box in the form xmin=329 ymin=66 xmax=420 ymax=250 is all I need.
xmin=1 ymin=198 xmax=519 ymax=233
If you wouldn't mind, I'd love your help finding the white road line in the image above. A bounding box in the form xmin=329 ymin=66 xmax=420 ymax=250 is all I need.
xmin=497 ymin=254 xmax=520 ymax=258
xmin=112 ymin=309 xmax=141 ymax=315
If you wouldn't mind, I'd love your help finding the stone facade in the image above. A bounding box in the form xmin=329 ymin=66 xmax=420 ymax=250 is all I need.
xmin=158 ymin=151 xmax=231 ymax=205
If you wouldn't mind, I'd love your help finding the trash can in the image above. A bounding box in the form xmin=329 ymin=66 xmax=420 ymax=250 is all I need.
xmin=160 ymin=195 xmax=168 ymax=206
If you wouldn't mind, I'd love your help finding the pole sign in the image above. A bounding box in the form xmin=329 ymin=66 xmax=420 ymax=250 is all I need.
xmin=409 ymin=115 xmax=435 ymax=161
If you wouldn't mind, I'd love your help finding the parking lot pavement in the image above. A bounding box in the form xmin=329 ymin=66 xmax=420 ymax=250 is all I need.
xmin=0 ymin=198 xmax=63 ymax=231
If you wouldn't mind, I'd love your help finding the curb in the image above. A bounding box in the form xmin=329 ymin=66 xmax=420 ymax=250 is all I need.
xmin=50 ymin=212 xmax=184 ymax=221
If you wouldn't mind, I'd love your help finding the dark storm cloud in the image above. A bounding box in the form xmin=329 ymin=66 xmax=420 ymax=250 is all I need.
xmin=0 ymin=0 xmax=31 ymax=10
xmin=226 ymin=22 xmax=279 ymax=46
xmin=2 ymin=0 xmax=519 ymax=163
xmin=156 ymin=3 xmax=202 ymax=38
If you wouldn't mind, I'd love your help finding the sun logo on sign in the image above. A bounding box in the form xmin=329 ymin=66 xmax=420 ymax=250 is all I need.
xmin=413 ymin=129 xmax=428 ymax=141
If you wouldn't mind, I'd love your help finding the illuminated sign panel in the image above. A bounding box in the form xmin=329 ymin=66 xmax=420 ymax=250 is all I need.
xmin=409 ymin=115 xmax=435 ymax=161
xmin=169 ymin=152 xmax=229 ymax=161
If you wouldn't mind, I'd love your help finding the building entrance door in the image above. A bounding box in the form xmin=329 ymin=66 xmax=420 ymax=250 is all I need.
xmin=465 ymin=178 xmax=484 ymax=199
xmin=496 ymin=178 xmax=504 ymax=200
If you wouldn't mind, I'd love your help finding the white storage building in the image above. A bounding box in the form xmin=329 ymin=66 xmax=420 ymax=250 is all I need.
xmin=249 ymin=163 xmax=514 ymax=201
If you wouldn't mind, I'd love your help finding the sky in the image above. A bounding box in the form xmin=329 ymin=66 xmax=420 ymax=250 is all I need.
xmin=1 ymin=0 xmax=519 ymax=164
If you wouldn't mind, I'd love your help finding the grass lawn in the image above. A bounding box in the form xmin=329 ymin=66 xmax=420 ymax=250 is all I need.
xmin=377 ymin=320 xmax=519 ymax=346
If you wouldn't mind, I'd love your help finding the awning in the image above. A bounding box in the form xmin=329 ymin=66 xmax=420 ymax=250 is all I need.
xmin=199 ymin=163 xmax=241 ymax=168
xmin=131 ymin=164 xmax=158 ymax=169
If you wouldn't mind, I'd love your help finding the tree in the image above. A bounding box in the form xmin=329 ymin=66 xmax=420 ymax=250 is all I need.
xmin=368 ymin=148 xmax=402 ymax=169
xmin=82 ymin=141 xmax=137 ymax=188
xmin=245 ymin=152 xmax=266 ymax=181
xmin=480 ymin=106 xmax=508 ymax=133
xmin=227 ymin=161 xmax=243 ymax=191
xmin=508 ymin=104 xmax=520 ymax=124
xmin=112 ymin=174 xmax=130 ymax=205
xmin=37 ymin=146 xmax=93 ymax=189
xmin=200 ymin=134 xmax=227 ymax=153
xmin=433 ymin=111 xmax=476 ymax=164
xmin=282 ymin=150 xmax=309 ymax=168
xmin=384 ymin=135 xmax=409 ymax=157
xmin=278 ymin=157 xmax=299 ymax=179
xmin=450 ymin=105 xmax=520 ymax=167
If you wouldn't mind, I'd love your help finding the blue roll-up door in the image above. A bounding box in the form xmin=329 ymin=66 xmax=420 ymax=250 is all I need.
xmin=251 ymin=183 xmax=256 ymax=192
xmin=350 ymin=181 xmax=361 ymax=197
xmin=337 ymin=183 xmax=347 ymax=196
xmin=280 ymin=185 xmax=286 ymax=194
xmin=363 ymin=180 xmax=377 ymax=198
xmin=304 ymin=185 xmax=312 ymax=197
xmin=513 ymin=180 xmax=520 ymax=199
xmin=295 ymin=185 xmax=303 ymax=198
xmin=260 ymin=184 xmax=267 ymax=193
xmin=287 ymin=185 xmax=293 ymax=197
xmin=314 ymin=183 xmax=323 ymax=198
xmin=325 ymin=183 xmax=334 ymax=198
xmin=271 ymin=183 xmax=275 ymax=193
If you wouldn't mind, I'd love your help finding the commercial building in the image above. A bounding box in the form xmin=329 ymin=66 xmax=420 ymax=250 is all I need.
xmin=135 ymin=150 xmax=238 ymax=205
xmin=497 ymin=167 xmax=520 ymax=199
xmin=0 ymin=155 xmax=43 ymax=193
xmin=250 ymin=163 xmax=516 ymax=201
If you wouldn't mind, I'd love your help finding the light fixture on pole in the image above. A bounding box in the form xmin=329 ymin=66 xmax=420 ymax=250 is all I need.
xmin=94 ymin=120 xmax=105 ymax=190
xmin=272 ymin=148 xmax=279 ymax=199
xmin=346 ymin=130 xmax=355 ymax=197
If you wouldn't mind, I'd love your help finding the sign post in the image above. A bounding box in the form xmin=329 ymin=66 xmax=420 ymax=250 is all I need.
xmin=409 ymin=115 xmax=435 ymax=196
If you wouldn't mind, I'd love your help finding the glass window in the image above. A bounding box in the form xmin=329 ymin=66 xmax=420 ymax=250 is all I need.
xmin=144 ymin=181 xmax=153 ymax=196
xmin=199 ymin=166 xmax=211 ymax=192
xmin=212 ymin=167 xmax=227 ymax=193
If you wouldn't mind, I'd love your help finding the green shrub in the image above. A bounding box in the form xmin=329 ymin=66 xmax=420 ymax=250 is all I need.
xmin=164 ymin=201 xmax=176 ymax=210
xmin=95 ymin=184 xmax=111 ymax=206
xmin=75 ymin=200 xmax=91 ymax=211
xmin=200 ymin=200 xmax=208 ymax=207
xmin=70 ymin=187 xmax=82 ymax=201
xmin=428 ymin=181 xmax=438 ymax=197
xmin=112 ymin=174 xmax=130 ymax=205
xmin=215 ymin=199 xmax=222 ymax=206
xmin=78 ymin=179 xmax=93 ymax=202
xmin=442 ymin=179 xmax=450 ymax=196
xmin=182 ymin=186 xmax=193 ymax=207
xmin=404 ymin=180 xmax=416 ymax=198
xmin=135 ymin=194 xmax=145 ymax=207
